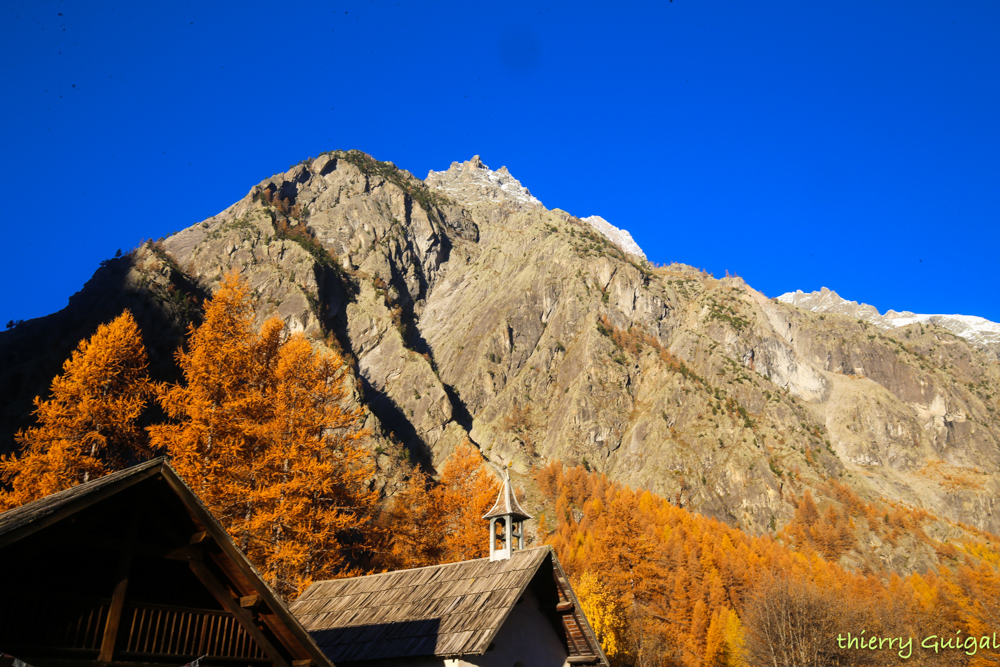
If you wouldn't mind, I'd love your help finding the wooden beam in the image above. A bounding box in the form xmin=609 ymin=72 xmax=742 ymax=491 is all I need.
xmin=188 ymin=559 xmax=291 ymax=667
xmin=556 ymin=601 xmax=575 ymax=613
xmin=98 ymin=515 xmax=138 ymax=662
xmin=121 ymin=540 xmax=203 ymax=561
xmin=241 ymin=594 xmax=263 ymax=608
xmin=56 ymin=534 xmax=203 ymax=561
xmin=98 ymin=571 xmax=129 ymax=660
xmin=6 ymin=660 xmax=270 ymax=667
xmin=157 ymin=468 xmax=334 ymax=667
xmin=209 ymin=551 xmax=307 ymax=659
xmin=161 ymin=544 xmax=203 ymax=561
xmin=292 ymin=661 xmax=312 ymax=667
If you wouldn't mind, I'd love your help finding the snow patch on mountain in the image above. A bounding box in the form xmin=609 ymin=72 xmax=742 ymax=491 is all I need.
xmin=581 ymin=215 xmax=646 ymax=259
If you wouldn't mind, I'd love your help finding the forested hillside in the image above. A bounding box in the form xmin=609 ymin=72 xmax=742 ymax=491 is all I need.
xmin=537 ymin=463 xmax=1000 ymax=667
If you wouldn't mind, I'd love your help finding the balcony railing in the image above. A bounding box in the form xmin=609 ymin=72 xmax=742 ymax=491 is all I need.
xmin=122 ymin=601 xmax=266 ymax=660
xmin=1 ymin=596 xmax=268 ymax=662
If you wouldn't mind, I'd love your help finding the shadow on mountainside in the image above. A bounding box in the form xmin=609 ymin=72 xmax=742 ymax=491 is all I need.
xmin=318 ymin=265 xmax=436 ymax=472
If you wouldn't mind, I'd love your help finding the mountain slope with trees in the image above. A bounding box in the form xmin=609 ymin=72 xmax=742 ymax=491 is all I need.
xmin=2 ymin=149 xmax=999 ymax=555
xmin=3 ymin=215 xmax=1000 ymax=664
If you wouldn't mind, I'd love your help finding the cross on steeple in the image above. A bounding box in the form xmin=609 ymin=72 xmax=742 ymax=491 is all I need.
xmin=482 ymin=466 xmax=532 ymax=561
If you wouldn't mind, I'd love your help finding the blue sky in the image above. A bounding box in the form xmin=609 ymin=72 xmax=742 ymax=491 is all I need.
xmin=2 ymin=0 xmax=998 ymax=325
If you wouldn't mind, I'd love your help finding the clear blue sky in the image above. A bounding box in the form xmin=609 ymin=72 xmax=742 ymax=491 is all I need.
xmin=2 ymin=1 xmax=998 ymax=325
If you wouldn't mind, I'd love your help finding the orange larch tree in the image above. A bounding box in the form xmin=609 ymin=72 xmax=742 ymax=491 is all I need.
xmin=380 ymin=466 xmax=443 ymax=569
xmin=149 ymin=272 xmax=376 ymax=597
xmin=148 ymin=272 xmax=276 ymax=539
xmin=380 ymin=442 xmax=501 ymax=569
xmin=577 ymin=570 xmax=630 ymax=662
xmin=437 ymin=442 xmax=502 ymax=562
xmin=0 ymin=310 xmax=152 ymax=509
xmin=246 ymin=332 xmax=377 ymax=595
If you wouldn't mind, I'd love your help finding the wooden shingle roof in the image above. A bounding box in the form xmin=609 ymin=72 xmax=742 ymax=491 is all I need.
xmin=291 ymin=546 xmax=608 ymax=664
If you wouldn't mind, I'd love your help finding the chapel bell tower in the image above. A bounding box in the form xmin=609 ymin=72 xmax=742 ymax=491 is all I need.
xmin=483 ymin=467 xmax=532 ymax=562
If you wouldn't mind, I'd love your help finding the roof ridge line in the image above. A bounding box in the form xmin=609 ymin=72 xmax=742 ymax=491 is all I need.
xmin=305 ymin=545 xmax=553 ymax=588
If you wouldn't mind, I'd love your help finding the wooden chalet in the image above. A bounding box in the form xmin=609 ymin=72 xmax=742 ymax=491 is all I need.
xmin=0 ymin=458 xmax=333 ymax=667
xmin=290 ymin=471 xmax=609 ymax=667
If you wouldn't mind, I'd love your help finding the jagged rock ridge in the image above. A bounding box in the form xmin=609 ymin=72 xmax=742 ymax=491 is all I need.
xmin=581 ymin=215 xmax=646 ymax=259
xmin=778 ymin=287 xmax=1000 ymax=360
xmin=425 ymin=156 xmax=543 ymax=210
xmin=424 ymin=156 xmax=647 ymax=259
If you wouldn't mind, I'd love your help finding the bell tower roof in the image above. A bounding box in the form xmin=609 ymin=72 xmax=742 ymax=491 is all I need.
xmin=482 ymin=468 xmax=532 ymax=522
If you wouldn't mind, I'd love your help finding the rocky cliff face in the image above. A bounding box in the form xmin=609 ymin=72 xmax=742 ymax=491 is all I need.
xmin=4 ymin=150 xmax=1000 ymax=574
xmin=0 ymin=246 xmax=207 ymax=453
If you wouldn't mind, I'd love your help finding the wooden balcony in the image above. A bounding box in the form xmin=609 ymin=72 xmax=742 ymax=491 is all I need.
xmin=2 ymin=596 xmax=270 ymax=665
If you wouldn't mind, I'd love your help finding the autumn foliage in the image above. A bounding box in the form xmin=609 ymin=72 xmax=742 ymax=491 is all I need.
xmin=10 ymin=271 xmax=1000 ymax=667
xmin=537 ymin=462 xmax=1000 ymax=667
xmin=0 ymin=311 xmax=152 ymax=509
xmin=148 ymin=272 xmax=376 ymax=596
xmin=379 ymin=442 xmax=501 ymax=570
xmin=782 ymin=489 xmax=855 ymax=560
xmin=0 ymin=271 xmax=507 ymax=598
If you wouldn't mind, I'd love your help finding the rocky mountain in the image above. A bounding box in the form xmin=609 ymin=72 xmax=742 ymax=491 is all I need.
xmin=3 ymin=149 xmax=1000 ymax=575
xmin=778 ymin=287 xmax=1000 ymax=360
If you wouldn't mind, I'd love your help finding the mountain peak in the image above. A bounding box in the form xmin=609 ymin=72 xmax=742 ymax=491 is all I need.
xmin=778 ymin=288 xmax=1000 ymax=359
xmin=425 ymin=156 xmax=543 ymax=210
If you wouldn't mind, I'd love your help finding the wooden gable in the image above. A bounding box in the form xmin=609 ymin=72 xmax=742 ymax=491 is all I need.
xmin=0 ymin=459 xmax=332 ymax=667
